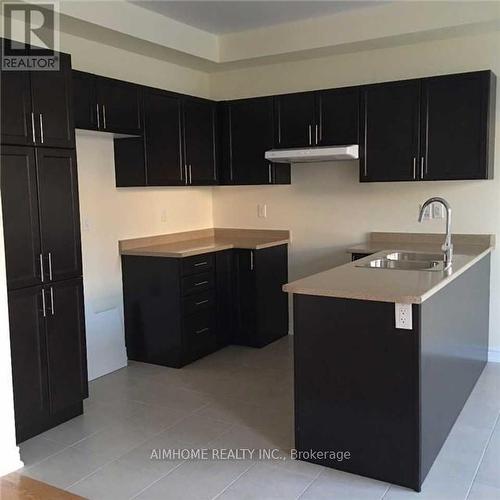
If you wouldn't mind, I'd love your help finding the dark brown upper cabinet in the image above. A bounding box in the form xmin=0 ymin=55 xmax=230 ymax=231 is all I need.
xmin=182 ymin=97 xmax=218 ymax=185
xmin=317 ymin=87 xmax=359 ymax=146
xmin=72 ymin=71 xmax=142 ymax=135
xmin=36 ymin=148 xmax=82 ymax=282
xmin=420 ymin=71 xmax=495 ymax=181
xmin=143 ymin=89 xmax=184 ymax=186
xmin=72 ymin=70 xmax=98 ymax=130
xmin=360 ymin=71 xmax=495 ymax=182
xmin=1 ymin=53 xmax=74 ymax=148
xmin=0 ymin=146 xmax=82 ymax=290
xmin=219 ymin=97 xmax=290 ymax=185
xmin=0 ymin=146 xmax=42 ymax=290
xmin=360 ymin=80 xmax=421 ymax=182
xmin=274 ymin=87 xmax=359 ymax=149
xmin=275 ymin=92 xmax=316 ymax=148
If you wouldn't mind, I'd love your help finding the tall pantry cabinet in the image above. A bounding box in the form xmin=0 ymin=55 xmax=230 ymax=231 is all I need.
xmin=0 ymin=49 xmax=88 ymax=443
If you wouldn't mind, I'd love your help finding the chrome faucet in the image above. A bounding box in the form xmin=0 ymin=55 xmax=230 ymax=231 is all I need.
xmin=418 ymin=197 xmax=453 ymax=270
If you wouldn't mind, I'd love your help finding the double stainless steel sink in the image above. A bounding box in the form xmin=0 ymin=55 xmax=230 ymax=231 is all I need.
xmin=356 ymin=252 xmax=446 ymax=272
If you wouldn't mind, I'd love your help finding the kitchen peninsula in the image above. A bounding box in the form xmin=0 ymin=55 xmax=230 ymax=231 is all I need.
xmin=284 ymin=232 xmax=494 ymax=491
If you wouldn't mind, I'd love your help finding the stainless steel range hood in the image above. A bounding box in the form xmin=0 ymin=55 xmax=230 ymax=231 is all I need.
xmin=265 ymin=145 xmax=359 ymax=163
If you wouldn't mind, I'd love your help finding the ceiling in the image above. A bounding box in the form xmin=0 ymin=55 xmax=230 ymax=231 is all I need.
xmin=131 ymin=1 xmax=382 ymax=34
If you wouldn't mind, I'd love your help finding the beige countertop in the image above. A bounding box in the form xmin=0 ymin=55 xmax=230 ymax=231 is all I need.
xmin=284 ymin=233 xmax=495 ymax=304
xmin=119 ymin=228 xmax=290 ymax=258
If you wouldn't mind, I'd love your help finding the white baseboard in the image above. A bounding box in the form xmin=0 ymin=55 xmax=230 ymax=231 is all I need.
xmin=488 ymin=349 xmax=500 ymax=363
xmin=0 ymin=446 xmax=23 ymax=477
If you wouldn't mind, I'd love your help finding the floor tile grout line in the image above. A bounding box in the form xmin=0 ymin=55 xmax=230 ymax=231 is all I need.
xmin=294 ymin=466 xmax=323 ymax=499
xmin=64 ymin=406 xmax=205 ymax=490
xmin=210 ymin=462 xmax=258 ymax=500
xmin=66 ymin=407 xmax=238 ymax=493
xmin=464 ymin=409 xmax=500 ymax=500
xmin=22 ymin=428 xmax=105 ymax=471
xmin=380 ymin=483 xmax=392 ymax=499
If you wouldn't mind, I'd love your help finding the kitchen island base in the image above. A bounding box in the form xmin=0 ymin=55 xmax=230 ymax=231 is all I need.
xmin=293 ymin=255 xmax=490 ymax=491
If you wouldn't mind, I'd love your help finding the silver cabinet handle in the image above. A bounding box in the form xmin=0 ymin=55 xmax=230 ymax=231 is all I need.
xmin=315 ymin=124 xmax=319 ymax=145
xmin=413 ymin=157 xmax=417 ymax=180
xmin=50 ymin=287 xmax=55 ymax=315
xmin=184 ymin=164 xmax=188 ymax=185
xmin=39 ymin=253 xmax=44 ymax=282
xmin=41 ymin=289 xmax=46 ymax=317
xmin=194 ymin=280 xmax=209 ymax=287
xmin=189 ymin=164 xmax=192 ymax=185
xmin=250 ymin=251 xmax=254 ymax=270
xmin=308 ymin=124 xmax=312 ymax=145
xmin=31 ymin=112 xmax=36 ymax=143
xmin=48 ymin=252 xmax=53 ymax=281
xmin=194 ymin=261 xmax=208 ymax=267
xmin=268 ymin=163 xmax=272 ymax=184
xmin=39 ymin=114 xmax=44 ymax=143
xmin=195 ymin=299 xmax=209 ymax=306
xmin=96 ymin=103 xmax=100 ymax=129
xmin=195 ymin=328 xmax=210 ymax=334
xmin=102 ymin=104 xmax=107 ymax=129
xmin=420 ymin=157 xmax=425 ymax=179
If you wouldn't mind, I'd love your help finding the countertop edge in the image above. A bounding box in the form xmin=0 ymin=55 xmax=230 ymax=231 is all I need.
xmin=283 ymin=247 xmax=493 ymax=304
xmin=119 ymin=239 xmax=290 ymax=258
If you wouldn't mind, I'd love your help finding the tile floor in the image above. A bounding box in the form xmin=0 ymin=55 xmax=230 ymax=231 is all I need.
xmin=18 ymin=337 xmax=500 ymax=499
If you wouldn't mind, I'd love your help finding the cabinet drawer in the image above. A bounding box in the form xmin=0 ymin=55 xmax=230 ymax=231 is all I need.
xmin=184 ymin=309 xmax=216 ymax=361
xmin=182 ymin=253 xmax=214 ymax=275
xmin=183 ymin=290 xmax=215 ymax=316
xmin=182 ymin=271 xmax=214 ymax=296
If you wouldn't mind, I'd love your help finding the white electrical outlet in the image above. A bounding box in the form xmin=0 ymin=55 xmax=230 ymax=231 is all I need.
xmin=432 ymin=202 xmax=444 ymax=219
xmin=257 ymin=204 xmax=267 ymax=218
xmin=419 ymin=204 xmax=432 ymax=221
xmin=160 ymin=209 xmax=168 ymax=223
xmin=395 ymin=303 xmax=413 ymax=330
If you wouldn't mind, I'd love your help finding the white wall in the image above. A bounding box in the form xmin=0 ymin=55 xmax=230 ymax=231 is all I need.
xmin=211 ymin=31 xmax=500 ymax=353
xmin=76 ymin=132 xmax=213 ymax=379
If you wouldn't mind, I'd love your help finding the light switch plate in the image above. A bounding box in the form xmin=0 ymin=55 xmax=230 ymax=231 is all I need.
xmin=432 ymin=202 xmax=444 ymax=219
xmin=395 ymin=303 xmax=413 ymax=330
xmin=257 ymin=204 xmax=267 ymax=218
xmin=419 ymin=204 xmax=432 ymax=221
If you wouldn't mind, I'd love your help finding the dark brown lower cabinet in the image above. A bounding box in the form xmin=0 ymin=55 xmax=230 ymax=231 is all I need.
xmin=233 ymin=245 xmax=289 ymax=347
xmin=122 ymin=245 xmax=289 ymax=368
xmin=293 ymin=255 xmax=490 ymax=491
xmin=8 ymin=278 xmax=88 ymax=443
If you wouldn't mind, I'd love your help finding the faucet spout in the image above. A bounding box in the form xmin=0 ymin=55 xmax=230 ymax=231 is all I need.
xmin=418 ymin=197 xmax=453 ymax=270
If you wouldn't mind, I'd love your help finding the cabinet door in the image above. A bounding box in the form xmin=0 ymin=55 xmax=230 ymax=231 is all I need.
xmin=223 ymin=97 xmax=275 ymax=185
xmin=30 ymin=53 xmax=75 ymax=148
xmin=0 ymin=70 xmax=34 ymax=145
xmin=215 ymin=250 xmax=234 ymax=348
xmin=8 ymin=286 xmax=49 ymax=438
xmin=45 ymin=278 xmax=88 ymax=413
xmin=144 ymin=90 xmax=184 ymax=185
xmin=0 ymin=146 xmax=42 ymax=290
xmin=36 ymin=148 xmax=82 ymax=282
xmin=317 ymin=87 xmax=359 ymax=146
xmin=183 ymin=98 xmax=217 ymax=185
xmin=421 ymin=71 xmax=494 ymax=181
xmin=360 ymin=80 xmax=420 ymax=182
xmin=96 ymin=77 xmax=141 ymax=134
xmin=275 ymin=92 xmax=316 ymax=148
xmin=233 ymin=249 xmax=257 ymax=346
xmin=72 ymin=70 xmax=97 ymax=130
xmin=255 ymin=245 xmax=289 ymax=346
